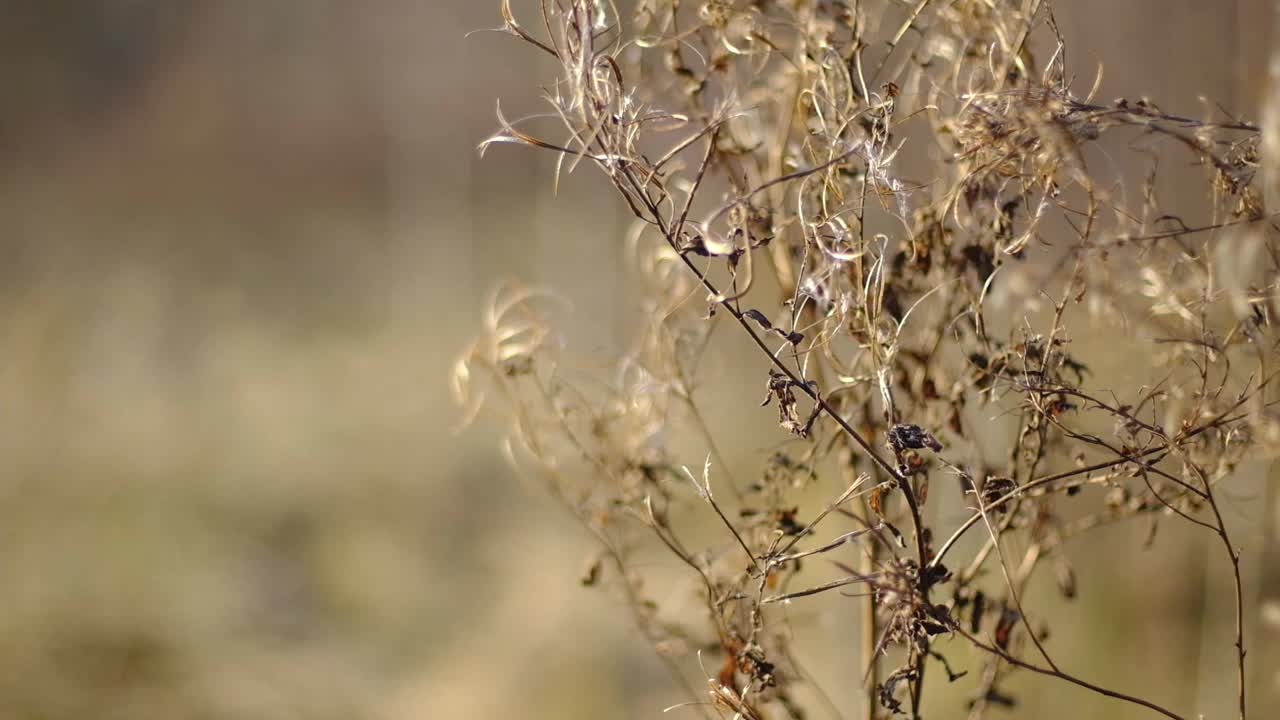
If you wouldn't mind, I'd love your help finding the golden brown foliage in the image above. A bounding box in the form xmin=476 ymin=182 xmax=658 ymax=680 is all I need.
xmin=461 ymin=2 xmax=1279 ymax=718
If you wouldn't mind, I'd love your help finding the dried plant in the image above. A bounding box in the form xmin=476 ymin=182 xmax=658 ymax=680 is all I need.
xmin=457 ymin=2 xmax=1279 ymax=718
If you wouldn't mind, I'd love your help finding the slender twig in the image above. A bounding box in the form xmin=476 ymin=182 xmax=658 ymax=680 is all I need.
xmin=953 ymin=628 xmax=1187 ymax=720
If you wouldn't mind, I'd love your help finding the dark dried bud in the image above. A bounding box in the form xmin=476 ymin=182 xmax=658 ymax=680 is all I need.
xmin=888 ymin=424 xmax=942 ymax=452
xmin=970 ymin=590 xmax=986 ymax=633
xmin=980 ymin=476 xmax=1017 ymax=512
xmin=921 ymin=562 xmax=950 ymax=588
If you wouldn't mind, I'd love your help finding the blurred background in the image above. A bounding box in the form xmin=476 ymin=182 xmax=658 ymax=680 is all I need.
xmin=0 ymin=1 xmax=1275 ymax=719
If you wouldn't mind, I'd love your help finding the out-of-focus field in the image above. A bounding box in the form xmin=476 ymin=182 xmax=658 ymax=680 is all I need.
xmin=0 ymin=2 xmax=1274 ymax=719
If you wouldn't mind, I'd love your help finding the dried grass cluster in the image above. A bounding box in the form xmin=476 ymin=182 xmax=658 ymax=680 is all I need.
xmin=456 ymin=2 xmax=1279 ymax=718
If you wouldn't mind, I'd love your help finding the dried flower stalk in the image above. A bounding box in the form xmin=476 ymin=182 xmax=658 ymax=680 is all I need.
xmin=459 ymin=2 xmax=1279 ymax=718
